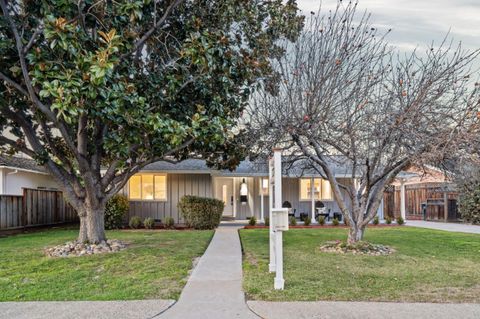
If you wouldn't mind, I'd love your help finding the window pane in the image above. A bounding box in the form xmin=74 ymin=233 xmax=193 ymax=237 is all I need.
xmin=129 ymin=175 xmax=141 ymax=200
xmin=321 ymin=179 xmax=332 ymax=200
xmin=313 ymin=179 xmax=322 ymax=200
xmin=300 ymin=179 xmax=310 ymax=200
xmin=142 ymin=175 xmax=154 ymax=200
xmin=155 ymin=175 xmax=167 ymax=200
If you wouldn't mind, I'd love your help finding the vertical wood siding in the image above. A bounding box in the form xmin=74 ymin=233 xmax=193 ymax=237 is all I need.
xmin=127 ymin=174 xmax=212 ymax=223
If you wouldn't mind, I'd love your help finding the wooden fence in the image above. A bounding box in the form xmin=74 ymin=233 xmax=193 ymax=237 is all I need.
xmin=0 ymin=188 xmax=77 ymax=230
xmin=383 ymin=183 xmax=460 ymax=221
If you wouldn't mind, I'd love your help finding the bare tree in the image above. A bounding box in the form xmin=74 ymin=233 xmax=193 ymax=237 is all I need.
xmin=248 ymin=1 xmax=480 ymax=243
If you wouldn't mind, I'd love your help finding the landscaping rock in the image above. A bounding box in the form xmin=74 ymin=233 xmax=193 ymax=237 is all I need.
xmin=319 ymin=240 xmax=395 ymax=256
xmin=44 ymin=239 xmax=127 ymax=257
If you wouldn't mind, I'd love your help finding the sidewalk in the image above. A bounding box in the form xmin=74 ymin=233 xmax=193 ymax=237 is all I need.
xmin=158 ymin=223 xmax=258 ymax=319
xmin=406 ymin=220 xmax=480 ymax=234
xmin=248 ymin=301 xmax=480 ymax=319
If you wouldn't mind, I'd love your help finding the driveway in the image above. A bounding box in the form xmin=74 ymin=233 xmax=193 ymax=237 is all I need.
xmin=406 ymin=220 xmax=480 ymax=234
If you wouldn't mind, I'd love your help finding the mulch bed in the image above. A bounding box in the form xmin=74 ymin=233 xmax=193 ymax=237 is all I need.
xmin=319 ymin=240 xmax=395 ymax=256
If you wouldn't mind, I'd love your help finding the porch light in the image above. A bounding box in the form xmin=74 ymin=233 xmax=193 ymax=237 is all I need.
xmin=262 ymin=178 xmax=269 ymax=190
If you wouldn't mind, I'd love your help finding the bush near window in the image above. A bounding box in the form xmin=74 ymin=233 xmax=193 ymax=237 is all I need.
xmin=144 ymin=217 xmax=155 ymax=229
xmin=104 ymin=194 xmax=129 ymax=229
xmin=129 ymin=216 xmax=142 ymax=229
xmin=249 ymin=216 xmax=257 ymax=226
xmin=178 ymin=196 xmax=224 ymax=229
xmin=164 ymin=216 xmax=175 ymax=229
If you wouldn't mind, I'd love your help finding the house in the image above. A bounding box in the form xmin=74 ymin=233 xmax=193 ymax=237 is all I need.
xmin=0 ymin=155 xmax=58 ymax=196
xmin=122 ymin=158 xmax=363 ymax=223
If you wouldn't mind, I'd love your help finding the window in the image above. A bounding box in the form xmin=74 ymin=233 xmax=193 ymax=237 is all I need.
xmin=129 ymin=174 xmax=167 ymax=201
xmin=259 ymin=178 xmax=269 ymax=195
xmin=299 ymin=178 xmax=332 ymax=201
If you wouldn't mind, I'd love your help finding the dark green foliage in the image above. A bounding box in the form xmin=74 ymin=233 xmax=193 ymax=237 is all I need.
xmin=129 ymin=216 xmax=142 ymax=229
xmin=164 ymin=217 xmax=175 ymax=229
xmin=318 ymin=216 xmax=325 ymax=226
xmin=178 ymin=195 xmax=224 ymax=229
xmin=289 ymin=216 xmax=297 ymax=226
xmin=332 ymin=218 xmax=339 ymax=226
xmin=373 ymin=216 xmax=379 ymax=225
xmin=249 ymin=216 xmax=257 ymax=226
xmin=396 ymin=216 xmax=405 ymax=225
xmin=264 ymin=217 xmax=270 ymax=226
xmin=104 ymin=194 xmax=129 ymax=230
xmin=459 ymin=184 xmax=480 ymax=224
xmin=303 ymin=216 xmax=311 ymax=226
xmin=386 ymin=216 xmax=392 ymax=224
xmin=144 ymin=217 xmax=155 ymax=229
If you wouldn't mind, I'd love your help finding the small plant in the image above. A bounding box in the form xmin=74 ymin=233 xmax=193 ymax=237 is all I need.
xmin=249 ymin=216 xmax=257 ymax=226
xmin=373 ymin=216 xmax=379 ymax=225
xmin=164 ymin=216 xmax=175 ymax=229
xmin=385 ymin=216 xmax=392 ymax=224
xmin=289 ymin=216 xmax=297 ymax=226
xmin=144 ymin=217 xmax=155 ymax=229
xmin=264 ymin=217 xmax=270 ymax=226
xmin=318 ymin=215 xmax=325 ymax=226
xmin=332 ymin=218 xmax=339 ymax=226
xmin=129 ymin=216 xmax=142 ymax=229
xmin=303 ymin=216 xmax=311 ymax=226
xmin=396 ymin=216 xmax=405 ymax=225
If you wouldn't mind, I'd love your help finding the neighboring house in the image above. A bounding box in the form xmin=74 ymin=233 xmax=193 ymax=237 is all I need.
xmin=122 ymin=158 xmax=364 ymax=223
xmin=0 ymin=155 xmax=58 ymax=195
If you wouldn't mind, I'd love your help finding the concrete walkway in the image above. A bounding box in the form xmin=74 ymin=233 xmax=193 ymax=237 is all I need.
xmin=248 ymin=301 xmax=480 ymax=319
xmin=158 ymin=223 xmax=258 ymax=319
xmin=407 ymin=220 xmax=480 ymax=234
xmin=0 ymin=300 xmax=174 ymax=319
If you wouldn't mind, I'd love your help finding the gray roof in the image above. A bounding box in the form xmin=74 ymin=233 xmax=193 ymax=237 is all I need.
xmin=0 ymin=155 xmax=47 ymax=174
xmin=142 ymin=158 xmax=352 ymax=177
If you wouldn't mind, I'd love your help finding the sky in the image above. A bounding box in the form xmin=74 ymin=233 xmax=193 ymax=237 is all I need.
xmin=296 ymin=0 xmax=480 ymax=53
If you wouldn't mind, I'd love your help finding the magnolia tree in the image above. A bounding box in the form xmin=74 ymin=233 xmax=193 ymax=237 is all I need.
xmin=0 ymin=0 xmax=303 ymax=243
xmin=248 ymin=2 xmax=480 ymax=243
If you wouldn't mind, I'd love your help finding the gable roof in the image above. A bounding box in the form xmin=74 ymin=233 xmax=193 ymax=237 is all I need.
xmin=142 ymin=157 xmax=353 ymax=177
xmin=0 ymin=155 xmax=47 ymax=174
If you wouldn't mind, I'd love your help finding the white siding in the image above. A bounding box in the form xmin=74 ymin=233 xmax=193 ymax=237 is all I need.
xmin=1 ymin=168 xmax=58 ymax=195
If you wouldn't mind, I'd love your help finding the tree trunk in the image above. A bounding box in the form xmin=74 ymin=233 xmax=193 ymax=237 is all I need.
xmin=347 ymin=223 xmax=365 ymax=244
xmin=77 ymin=202 xmax=106 ymax=244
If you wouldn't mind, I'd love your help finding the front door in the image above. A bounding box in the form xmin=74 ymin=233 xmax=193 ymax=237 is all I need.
xmin=214 ymin=178 xmax=234 ymax=216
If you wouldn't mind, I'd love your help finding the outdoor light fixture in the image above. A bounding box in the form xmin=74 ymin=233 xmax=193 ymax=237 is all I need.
xmin=262 ymin=178 xmax=269 ymax=190
xmin=240 ymin=178 xmax=248 ymax=204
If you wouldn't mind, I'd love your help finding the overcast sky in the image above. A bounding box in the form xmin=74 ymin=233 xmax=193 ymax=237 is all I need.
xmin=297 ymin=0 xmax=480 ymax=53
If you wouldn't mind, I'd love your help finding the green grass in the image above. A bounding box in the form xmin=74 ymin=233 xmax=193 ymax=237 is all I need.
xmin=0 ymin=227 xmax=213 ymax=301
xmin=240 ymin=227 xmax=480 ymax=303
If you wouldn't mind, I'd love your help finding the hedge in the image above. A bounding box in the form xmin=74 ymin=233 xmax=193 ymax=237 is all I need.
xmin=178 ymin=195 xmax=224 ymax=229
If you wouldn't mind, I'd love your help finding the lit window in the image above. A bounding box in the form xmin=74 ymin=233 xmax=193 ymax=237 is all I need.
xmin=128 ymin=174 xmax=167 ymax=201
xmin=299 ymin=178 xmax=332 ymax=200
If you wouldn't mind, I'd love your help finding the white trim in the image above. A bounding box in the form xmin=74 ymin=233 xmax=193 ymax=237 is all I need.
xmin=0 ymin=166 xmax=49 ymax=175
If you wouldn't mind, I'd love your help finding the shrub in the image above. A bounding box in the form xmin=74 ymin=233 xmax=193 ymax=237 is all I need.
xmin=373 ymin=216 xmax=379 ymax=225
xmin=144 ymin=217 xmax=155 ymax=229
xmin=318 ymin=215 xmax=325 ymax=226
xmin=332 ymin=218 xmax=339 ymax=226
xmin=164 ymin=216 xmax=175 ymax=229
xmin=104 ymin=194 xmax=129 ymax=229
xmin=459 ymin=185 xmax=480 ymax=224
xmin=264 ymin=217 xmax=270 ymax=226
xmin=385 ymin=216 xmax=392 ymax=224
xmin=178 ymin=195 xmax=224 ymax=229
xmin=396 ymin=216 xmax=405 ymax=225
xmin=289 ymin=216 xmax=297 ymax=226
xmin=249 ymin=216 xmax=257 ymax=226
xmin=129 ymin=216 xmax=142 ymax=229
xmin=303 ymin=216 xmax=311 ymax=226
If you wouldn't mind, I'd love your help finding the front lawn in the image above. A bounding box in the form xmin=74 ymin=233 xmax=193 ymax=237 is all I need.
xmin=0 ymin=227 xmax=213 ymax=301
xmin=240 ymin=227 xmax=480 ymax=303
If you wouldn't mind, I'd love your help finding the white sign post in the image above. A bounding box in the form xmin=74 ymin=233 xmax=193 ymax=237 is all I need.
xmin=271 ymin=149 xmax=287 ymax=290
xmin=268 ymin=156 xmax=276 ymax=272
